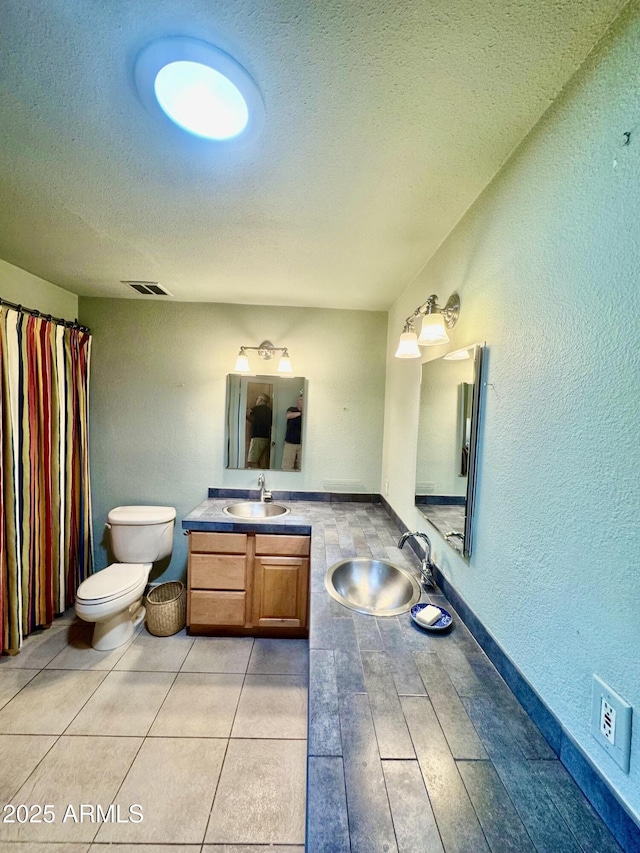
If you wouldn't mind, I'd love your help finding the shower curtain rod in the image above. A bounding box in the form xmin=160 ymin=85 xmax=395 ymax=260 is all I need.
xmin=0 ymin=297 xmax=90 ymax=333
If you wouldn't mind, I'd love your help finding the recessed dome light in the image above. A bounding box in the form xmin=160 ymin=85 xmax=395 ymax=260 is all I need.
xmin=135 ymin=37 xmax=264 ymax=143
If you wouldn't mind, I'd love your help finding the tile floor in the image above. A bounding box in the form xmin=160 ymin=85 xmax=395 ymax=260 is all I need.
xmin=0 ymin=612 xmax=308 ymax=851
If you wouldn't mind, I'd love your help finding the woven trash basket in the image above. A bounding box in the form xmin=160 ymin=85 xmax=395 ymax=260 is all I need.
xmin=145 ymin=581 xmax=186 ymax=637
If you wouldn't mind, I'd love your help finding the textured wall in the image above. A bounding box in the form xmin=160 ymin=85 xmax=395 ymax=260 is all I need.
xmin=0 ymin=258 xmax=78 ymax=319
xmin=382 ymin=2 xmax=640 ymax=821
xmin=79 ymin=298 xmax=387 ymax=581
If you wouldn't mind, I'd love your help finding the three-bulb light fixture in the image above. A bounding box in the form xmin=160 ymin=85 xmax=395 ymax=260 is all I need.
xmin=234 ymin=341 xmax=294 ymax=375
xmin=394 ymin=293 xmax=461 ymax=359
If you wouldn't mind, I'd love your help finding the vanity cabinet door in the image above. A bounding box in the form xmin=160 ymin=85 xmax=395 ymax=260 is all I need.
xmin=252 ymin=556 xmax=309 ymax=629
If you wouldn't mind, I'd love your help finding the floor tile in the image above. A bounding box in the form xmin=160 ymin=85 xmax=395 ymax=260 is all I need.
xmin=65 ymin=670 xmax=175 ymax=736
xmin=0 ymin=734 xmax=57 ymax=803
xmin=114 ymin=630 xmax=194 ymax=671
xmin=0 ymin=668 xmax=39 ymax=709
xmin=0 ymin=669 xmax=107 ymax=734
xmin=0 ymin=735 xmax=142 ymax=843
xmin=231 ymin=674 xmax=307 ymax=739
xmin=203 ymin=847 xmax=304 ymax=852
xmin=205 ymin=739 xmax=306 ymax=845
xmin=3 ymin=845 xmax=90 ymax=852
xmin=181 ymin=636 xmax=254 ymax=673
xmin=90 ymin=846 xmax=200 ymax=852
xmin=95 ymin=737 xmax=226 ymax=844
xmin=46 ymin=621 xmax=137 ymax=670
xmin=149 ymin=672 xmax=244 ymax=737
xmin=247 ymin=637 xmax=309 ymax=676
xmin=0 ymin=623 xmax=79 ymax=669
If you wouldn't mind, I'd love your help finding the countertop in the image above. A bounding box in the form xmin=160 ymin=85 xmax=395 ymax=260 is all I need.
xmin=182 ymin=496 xmax=630 ymax=853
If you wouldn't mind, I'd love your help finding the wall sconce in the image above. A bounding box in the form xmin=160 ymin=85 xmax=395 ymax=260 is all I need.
xmin=234 ymin=340 xmax=294 ymax=374
xmin=394 ymin=293 xmax=460 ymax=359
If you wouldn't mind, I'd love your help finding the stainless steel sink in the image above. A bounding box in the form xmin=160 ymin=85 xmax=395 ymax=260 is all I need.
xmin=325 ymin=558 xmax=421 ymax=616
xmin=222 ymin=501 xmax=290 ymax=519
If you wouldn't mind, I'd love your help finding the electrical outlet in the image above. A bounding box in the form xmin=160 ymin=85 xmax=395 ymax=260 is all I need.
xmin=591 ymin=675 xmax=632 ymax=773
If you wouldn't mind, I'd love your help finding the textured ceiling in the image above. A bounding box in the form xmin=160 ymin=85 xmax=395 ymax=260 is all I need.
xmin=0 ymin=0 xmax=626 ymax=310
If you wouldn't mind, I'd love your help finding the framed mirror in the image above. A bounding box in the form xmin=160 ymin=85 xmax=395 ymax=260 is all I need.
xmin=415 ymin=343 xmax=484 ymax=556
xmin=225 ymin=374 xmax=306 ymax=471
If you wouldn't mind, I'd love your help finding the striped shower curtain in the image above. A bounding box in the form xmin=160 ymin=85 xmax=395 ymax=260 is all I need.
xmin=0 ymin=308 xmax=93 ymax=654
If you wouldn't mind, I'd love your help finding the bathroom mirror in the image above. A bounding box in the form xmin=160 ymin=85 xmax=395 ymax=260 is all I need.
xmin=415 ymin=343 xmax=484 ymax=556
xmin=225 ymin=374 xmax=306 ymax=471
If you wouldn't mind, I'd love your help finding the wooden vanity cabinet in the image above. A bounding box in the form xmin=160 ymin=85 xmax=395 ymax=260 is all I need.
xmin=187 ymin=530 xmax=310 ymax=637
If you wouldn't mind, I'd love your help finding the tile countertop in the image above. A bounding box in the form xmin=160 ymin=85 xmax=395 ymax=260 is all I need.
xmin=181 ymin=497 xmax=465 ymax=851
xmin=182 ymin=498 xmax=614 ymax=853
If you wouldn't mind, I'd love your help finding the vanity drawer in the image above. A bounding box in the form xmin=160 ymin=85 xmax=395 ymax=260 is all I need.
xmin=255 ymin=534 xmax=310 ymax=557
xmin=189 ymin=591 xmax=246 ymax=626
xmin=189 ymin=532 xmax=247 ymax=554
xmin=189 ymin=553 xmax=246 ymax=590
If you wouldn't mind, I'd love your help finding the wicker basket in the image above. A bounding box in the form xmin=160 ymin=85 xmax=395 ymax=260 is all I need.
xmin=145 ymin=581 xmax=186 ymax=637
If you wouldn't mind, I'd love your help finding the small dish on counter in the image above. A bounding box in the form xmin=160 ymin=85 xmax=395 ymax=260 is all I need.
xmin=410 ymin=602 xmax=452 ymax=632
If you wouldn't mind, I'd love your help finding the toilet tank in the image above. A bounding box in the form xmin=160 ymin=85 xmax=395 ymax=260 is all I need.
xmin=107 ymin=506 xmax=176 ymax=563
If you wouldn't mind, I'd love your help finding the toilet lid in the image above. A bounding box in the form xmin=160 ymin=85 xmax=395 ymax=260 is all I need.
xmin=76 ymin=563 xmax=149 ymax=605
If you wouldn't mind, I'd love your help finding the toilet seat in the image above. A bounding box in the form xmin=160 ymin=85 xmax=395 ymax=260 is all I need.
xmin=76 ymin=563 xmax=150 ymax=605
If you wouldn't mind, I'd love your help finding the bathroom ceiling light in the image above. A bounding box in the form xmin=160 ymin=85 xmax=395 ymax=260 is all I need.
xmin=135 ymin=37 xmax=264 ymax=142
xmin=443 ymin=345 xmax=473 ymax=360
xmin=234 ymin=341 xmax=294 ymax=374
xmin=395 ymin=293 xmax=460 ymax=359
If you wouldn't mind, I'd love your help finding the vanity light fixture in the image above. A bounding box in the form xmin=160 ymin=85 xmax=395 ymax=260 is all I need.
xmin=134 ymin=37 xmax=265 ymax=143
xmin=234 ymin=340 xmax=294 ymax=374
xmin=394 ymin=293 xmax=460 ymax=359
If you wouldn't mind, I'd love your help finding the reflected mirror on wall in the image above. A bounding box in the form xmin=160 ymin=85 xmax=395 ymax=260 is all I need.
xmin=415 ymin=343 xmax=484 ymax=556
xmin=225 ymin=374 xmax=306 ymax=471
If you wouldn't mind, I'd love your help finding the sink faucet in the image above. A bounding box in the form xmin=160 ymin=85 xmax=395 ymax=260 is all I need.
xmin=398 ymin=530 xmax=436 ymax=589
xmin=257 ymin=473 xmax=272 ymax=503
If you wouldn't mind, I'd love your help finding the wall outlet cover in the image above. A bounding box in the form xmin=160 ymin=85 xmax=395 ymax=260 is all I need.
xmin=591 ymin=674 xmax=632 ymax=773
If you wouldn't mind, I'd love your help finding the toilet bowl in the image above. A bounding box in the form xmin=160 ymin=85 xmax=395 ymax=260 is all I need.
xmin=75 ymin=505 xmax=176 ymax=650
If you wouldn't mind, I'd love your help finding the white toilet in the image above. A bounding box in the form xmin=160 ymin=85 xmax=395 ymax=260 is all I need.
xmin=75 ymin=505 xmax=176 ymax=650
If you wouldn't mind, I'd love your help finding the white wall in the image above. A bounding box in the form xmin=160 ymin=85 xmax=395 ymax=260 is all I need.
xmin=382 ymin=2 xmax=640 ymax=819
xmin=79 ymin=298 xmax=387 ymax=580
xmin=0 ymin=258 xmax=78 ymax=319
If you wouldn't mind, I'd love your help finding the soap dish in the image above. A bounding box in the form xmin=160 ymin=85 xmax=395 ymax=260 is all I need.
xmin=410 ymin=603 xmax=452 ymax=632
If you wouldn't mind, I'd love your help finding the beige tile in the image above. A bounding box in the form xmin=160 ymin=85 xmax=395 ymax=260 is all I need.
xmin=114 ymin=631 xmax=194 ymax=671
xmin=231 ymin=674 xmax=307 ymax=739
xmin=247 ymin=638 xmax=309 ymax=676
xmin=0 ymin=735 xmax=57 ymax=802
xmin=90 ymin=847 xmax=199 ymax=852
xmin=181 ymin=636 xmax=254 ymax=673
xmin=0 ymin=669 xmax=39 ymax=709
xmin=0 ymin=669 xmax=107 ymax=734
xmin=0 ymin=735 xmax=142 ymax=843
xmin=0 ymin=623 xmax=79 ymax=669
xmin=65 ymin=670 xmax=175 ymax=736
xmin=205 ymin=739 xmax=306 ymax=845
xmin=149 ymin=672 xmax=243 ymax=737
xmin=203 ymin=848 xmax=305 ymax=852
xmin=95 ymin=737 xmax=226 ymax=844
xmin=1 ymin=844 xmax=90 ymax=852
xmin=46 ymin=621 xmax=138 ymax=670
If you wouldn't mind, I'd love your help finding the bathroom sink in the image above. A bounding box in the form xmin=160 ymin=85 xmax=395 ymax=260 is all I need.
xmin=325 ymin=558 xmax=421 ymax=616
xmin=222 ymin=501 xmax=290 ymax=519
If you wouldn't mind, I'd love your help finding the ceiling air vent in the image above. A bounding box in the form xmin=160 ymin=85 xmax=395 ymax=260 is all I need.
xmin=121 ymin=280 xmax=173 ymax=297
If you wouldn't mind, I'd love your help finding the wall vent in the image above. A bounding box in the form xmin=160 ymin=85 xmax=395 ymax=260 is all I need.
xmin=121 ymin=280 xmax=173 ymax=297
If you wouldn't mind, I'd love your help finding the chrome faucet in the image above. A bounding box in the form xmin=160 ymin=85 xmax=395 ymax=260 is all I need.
xmin=257 ymin=473 xmax=272 ymax=503
xmin=398 ymin=530 xmax=436 ymax=589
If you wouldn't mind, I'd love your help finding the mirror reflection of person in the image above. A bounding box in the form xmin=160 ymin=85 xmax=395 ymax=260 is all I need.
xmin=246 ymin=394 xmax=272 ymax=469
xmin=282 ymin=393 xmax=303 ymax=471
